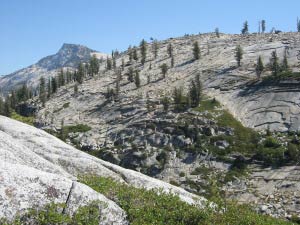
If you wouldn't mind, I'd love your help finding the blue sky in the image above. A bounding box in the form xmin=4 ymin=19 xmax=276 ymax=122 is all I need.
xmin=1 ymin=0 xmax=300 ymax=75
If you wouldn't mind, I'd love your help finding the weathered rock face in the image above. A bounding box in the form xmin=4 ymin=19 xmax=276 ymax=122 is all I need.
xmin=0 ymin=44 xmax=106 ymax=94
xmin=0 ymin=116 xmax=207 ymax=222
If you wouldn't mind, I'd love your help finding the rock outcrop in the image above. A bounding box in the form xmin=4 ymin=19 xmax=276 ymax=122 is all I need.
xmin=0 ymin=116 xmax=207 ymax=223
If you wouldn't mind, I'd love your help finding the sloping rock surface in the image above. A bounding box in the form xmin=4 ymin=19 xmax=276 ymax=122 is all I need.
xmin=0 ymin=116 xmax=206 ymax=223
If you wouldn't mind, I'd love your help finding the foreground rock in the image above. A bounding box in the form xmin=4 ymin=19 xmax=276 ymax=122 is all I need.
xmin=0 ymin=116 xmax=207 ymax=223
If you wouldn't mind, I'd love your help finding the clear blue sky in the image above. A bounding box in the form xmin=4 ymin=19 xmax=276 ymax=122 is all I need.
xmin=1 ymin=0 xmax=300 ymax=75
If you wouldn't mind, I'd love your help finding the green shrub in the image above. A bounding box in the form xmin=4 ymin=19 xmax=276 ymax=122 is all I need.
xmin=4 ymin=201 xmax=102 ymax=225
xmin=64 ymin=124 xmax=91 ymax=133
xmin=79 ymin=176 xmax=292 ymax=225
xmin=264 ymin=136 xmax=280 ymax=148
xmin=10 ymin=111 xmax=34 ymax=126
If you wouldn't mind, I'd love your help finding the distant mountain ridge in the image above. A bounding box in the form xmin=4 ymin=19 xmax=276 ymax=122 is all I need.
xmin=0 ymin=43 xmax=104 ymax=94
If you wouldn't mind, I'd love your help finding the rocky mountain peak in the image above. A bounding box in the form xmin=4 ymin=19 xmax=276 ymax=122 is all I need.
xmin=37 ymin=43 xmax=96 ymax=70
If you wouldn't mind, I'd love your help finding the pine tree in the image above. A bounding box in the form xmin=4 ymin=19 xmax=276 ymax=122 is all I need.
xmin=140 ymin=39 xmax=147 ymax=65
xmin=215 ymin=28 xmax=220 ymax=38
xmin=39 ymin=77 xmax=46 ymax=106
xmin=133 ymin=47 xmax=138 ymax=61
xmin=89 ymin=55 xmax=99 ymax=76
xmin=235 ymin=45 xmax=243 ymax=67
xmin=121 ymin=58 xmax=125 ymax=71
xmin=171 ymin=56 xmax=175 ymax=68
xmin=167 ymin=43 xmax=173 ymax=58
xmin=297 ymin=17 xmax=300 ymax=32
xmin=255 ymin=56 xmax=264 ymax=79
xmin=115 ymin=69 xmax=121 ymax=98
xmin=281 ymin=50 xmax=289 ymax=72
xmin=189 ymin=74 xmax=202 ymax=107
xmin=128 ymin=67 xmax=135 ymax=82
xmin=113 ymin=57 xmax=117 ymax=69
xmin=106 ymin=57 xmax=112 ymax=70
xmin=153 ymin=40 xmax=159 ymax=59
xmin=173 ymin=87 xmax=184 ymax=111
xmin=193 ymin=41 xmax=200 ymax=60
xmin=10 ymin=91 xmax=16 ymax=110
xmin=134 ymin=70 xmax=141 ymax=88
xmin=58 ymin=68 xmax=65 ymax=87
xmin=161 ymin=96 xmax=170 ymax=111
xmin=261 ymin=20 xmax=266 ymax=33
xmin=241 ymin=21 xmax=249 ymax=34
xmin=270 ymin=50 xmax=280 ymax=76
xmin=128 ymin=46 xmax=133 ymax=61
xmin=160 ymin=63 xmax=168 ymax=78
xmin=51 ymin=77 xmax=57 ymax=93
xmin=47 ymin=78 xmax=51 ymax=99
xmin=3 ymin=96 xmax=11 ymax=117
xmin=0 ymin=97 xmax=3 ymax=115
xmin=76 ymin=63 xmax=84 ymax=84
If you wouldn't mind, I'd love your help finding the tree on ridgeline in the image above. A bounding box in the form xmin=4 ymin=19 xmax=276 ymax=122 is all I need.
xmin=167 ymin=43 xmax=173 ymax=58
xmin=153 ymin=40 xmax=159 ymax=59
xmin=89 ymin=55 xmax=99 ymax=76
xmin=261 ymin=20 xmax=266 ymax=33
xmin=140 ymin=39 xmax=147 ymax=65
xmin=193 ymin=41 xmax=200 ymax=60
xmin=241 ymin=21 xmax=249 ymax=34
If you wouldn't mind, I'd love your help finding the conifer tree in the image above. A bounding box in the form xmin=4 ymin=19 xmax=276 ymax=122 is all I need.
xmin=171 ymin=56 xmax=175 ymax=68
xmin=140 ymin=39 xmax=147 ymax=65
xmin=51 ymin=77 xmax=57 ymax=93
xmin=89 ymin=55 xmax=99 ymax=76
xmin=0 ymin=97 xmax=3 ymax=115
xmin=39 ymin=77 xmax=46 ymax=106
xmin=153 ymin=40 xmax=159 ymax=59
xmin=255 ymin=56 xmax=264 ymax=79
xmin=167 ymin=43 xmax=173 ymax=58
xmin=241 ymin=21 xmax=249 ymax=34
xmin=270 ymin=50 xmax=280 ymax=76
xmin=281 ymin=50 xmax=289 ymax=72
xmin=160 ymin=63 xmax=168 ymax=78
xmin=58 ymin=68 xmax=65 ymax=87
xmin=128 ymin=67 xmax=135 ymax=82
xmin=133 ymin=47 xmax=138 ymax=61
xmin=215 ymin=28 xmax=220 ymax=38
xmin=3 ymin=96 xmax=11 ymax=117
xmin=189 ymin=73 xmax=202 ymax=107
xmin=261 ymin=20 xmax=266 ymax=33
xmin=235 ymin=45 xmax=243 ymax=67
xmin=106 ymin=57 xmax=112 ymax=70
xmin=76 ymin=63 xmax=84 ymax=84
xmin=193 ymin=41 xmax=200 ymax=60
xmin=161 ymin=96 xmax=170 ymax=111
xmin=297 ymin=17 xmax=300 ymax=32
xmin=47 ymin=78 xmax=51 ymax=99
xmin=128 ymin=46 xmax=133 ymax=61
xmin=173 ymin=87 xmax=184 ymax=111
xmin=134 ymin=70 xmax=141 ymax=88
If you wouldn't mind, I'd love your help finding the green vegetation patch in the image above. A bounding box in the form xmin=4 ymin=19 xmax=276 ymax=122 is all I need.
xmin=80 ymin=175 xmax=292 ymax=225
xmin=1 ymin=201 xmax=102 ymax=225
xmin=10 ymin=111 xmax=34 ymax=126
xmin=64 ymin=124 xmax=92 ymax=134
